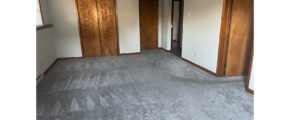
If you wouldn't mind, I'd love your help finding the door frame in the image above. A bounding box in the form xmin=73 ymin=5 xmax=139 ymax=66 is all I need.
xmin=75 ymin=0 xmax=120 ymax=58
xmin=170 ymin=0 xmax=182 ymax=52
xmin=114 ymin=0 xmax=120 ymax=55
xmin=139 ymin=0 xmax=159 ymax=50
xmin=177 ymin=0 xmax=182 ymax=48
xmin=216 ymin=0 xmax=233 ymax=77
xmin=171 ymin=0 xmax=174 ymax=51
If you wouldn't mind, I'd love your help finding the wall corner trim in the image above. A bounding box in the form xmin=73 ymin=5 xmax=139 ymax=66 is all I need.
xmin=58 ymin=57 xmax=84 ymax=60
xmin=43 ymin=58 xmax=58 ymax=76
xmin=246 ymin=88 xmax=254 ymax=95
xmin=43 ymin=57 xmax=84 ymax=76
xmin=159 ymin=47 xmax=172 ymax=52
xmin=181 ymin=57 xmax=216 ymax=76
xmin=119 ymin=52 xmax=141 ymax=56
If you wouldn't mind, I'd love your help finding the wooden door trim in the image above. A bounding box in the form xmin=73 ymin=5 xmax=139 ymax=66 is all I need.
xmin=156 ymin=0 xmax=159 ymax=49
xmin=177 ymin=0 xmax=182 ymax=48
xmin=38 ymin=0 xmax=45 ymax=25
xmin=216 ymin=0 xmax=233 ymax=77
xmin=74 ymin=0 xmax=85 ymax=58
xmin=114 ymin=0 xmax=120 ymax=55
xmin=139 ymin=0 xmax=159 ymax=50
xmin=138 ymin=0 xmax=141 ymax=51
xmin=170 ymin=0 xmax=174 ymax=52
xmin=246 ymin=88 xmax=255 ymax=95
xmin=246 ymin=40 xmax=254 ymax=95
xmin=172 ymin=0 xmax=181 ymax=48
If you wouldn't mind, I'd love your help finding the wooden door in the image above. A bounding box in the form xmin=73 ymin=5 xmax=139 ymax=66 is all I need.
xmin=76 ymin=0 xmax=102 ymax=58
xmin=97 ymin=0 xmax=119 ymax=56
xmin=139 ymin=0 xmax=158 ymax=50
xmin=225 ymin=0 xmax=254 ymax=77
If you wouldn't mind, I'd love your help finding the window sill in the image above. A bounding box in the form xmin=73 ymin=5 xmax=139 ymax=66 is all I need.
xmin=37 ymin=24 xmax=53 ymax=30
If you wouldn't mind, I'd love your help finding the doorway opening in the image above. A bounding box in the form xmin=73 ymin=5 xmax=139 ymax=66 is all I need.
xmin=170 ymin=0 xmax=183 ymax=57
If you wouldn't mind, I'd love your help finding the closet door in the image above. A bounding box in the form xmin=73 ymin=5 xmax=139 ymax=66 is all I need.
xmin=224 ymin=0 xmax=254 ymax=77
xmin=97 ymin=0 xmax=119 ymax=56
xmin=139 ymin=0 xmax=158 ymax=50
xmin=76 ymin=0 xmax=102 ymax=57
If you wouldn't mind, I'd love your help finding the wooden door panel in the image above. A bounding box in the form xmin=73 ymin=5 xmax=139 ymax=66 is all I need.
xmin=225 ymin=0 xmax=253 ymax=77
xmin=140 ymin=0 xmax=150 ymax=43
xmin=77 ymin=0 xmax=102 ymax=58
xmin=150 ymin=0 xmax=158 ymax=44
xmin=147 ymin=40 xmax=158 ymax=49
xmin=139 ymin=0 xmax=146 ymax=49
xmin=97 ymin=0 xmax=118 ymax=56
xmin=140 ymin=0 xmax=158 ymax=50
xmin=140 ymin=41 xmax=147 ymax=50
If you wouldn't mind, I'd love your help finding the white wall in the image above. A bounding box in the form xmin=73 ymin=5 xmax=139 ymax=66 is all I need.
xmin=46 ymin=0 xmax=156 ymax=56
xmin=37 ymin=28 xmax=57 ymax=75
xmin=249 ymin=57 xmax=254 ymax=90
xmin=161 ymin=0 xmax=172 ymax=50
xmin=117 ymin=0 xmax=140 ymax=54
xmin=173 ymin=1 xmax=179 ymax=41
xmin=182 ymin=0 xmax=223 ymax=73
xmin=37 ymin=0 xmax=57 ymax=75
xmin=46 ymin=0 xmax=82 ymax=58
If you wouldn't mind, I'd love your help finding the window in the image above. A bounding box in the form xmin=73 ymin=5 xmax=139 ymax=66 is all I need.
xmin=36 ymin=0 xmax=43 ymax=26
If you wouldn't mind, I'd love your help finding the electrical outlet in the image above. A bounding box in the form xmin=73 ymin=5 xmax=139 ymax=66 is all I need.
xmin=194 ymin=53 xmax=196 ymax=57
xmin=165 ymin=42 xmax=167 ymax=45
xmin=41 ymin=61 xmax=43 ymax=66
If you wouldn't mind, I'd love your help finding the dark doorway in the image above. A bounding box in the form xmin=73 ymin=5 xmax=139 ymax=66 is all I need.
xmin=170 ymin=0 xmax=183 ymax=57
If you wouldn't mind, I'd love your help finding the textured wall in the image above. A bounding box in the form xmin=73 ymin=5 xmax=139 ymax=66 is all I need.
xmin=37 ymin=28 xmax=57 ymax=75
xmin=46 ymin=0 xmax=82 ymax=58
xmin=182 ymin=0 xmax=223 ymax=72
xmin=117 ymin=0 xmax=140 ymax=54
xmin=37 ymin=0 xmax=57 ymax=75
xmin=161 ymin=0 xmax=172 ymax=50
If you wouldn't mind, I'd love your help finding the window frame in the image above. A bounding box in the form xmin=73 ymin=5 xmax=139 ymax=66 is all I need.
xmin=36 ymin=0 xmax=44 ymax=26
xmin=36 ymin=0 xmax=53 ymax=30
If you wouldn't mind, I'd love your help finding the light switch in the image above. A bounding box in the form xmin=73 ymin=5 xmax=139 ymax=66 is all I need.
xmin=188 ymin=11 xmax=191 ymax=15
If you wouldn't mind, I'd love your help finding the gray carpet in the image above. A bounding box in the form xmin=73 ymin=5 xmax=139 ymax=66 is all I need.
xmin=37 ymin=49 xmax=253 ymax=120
